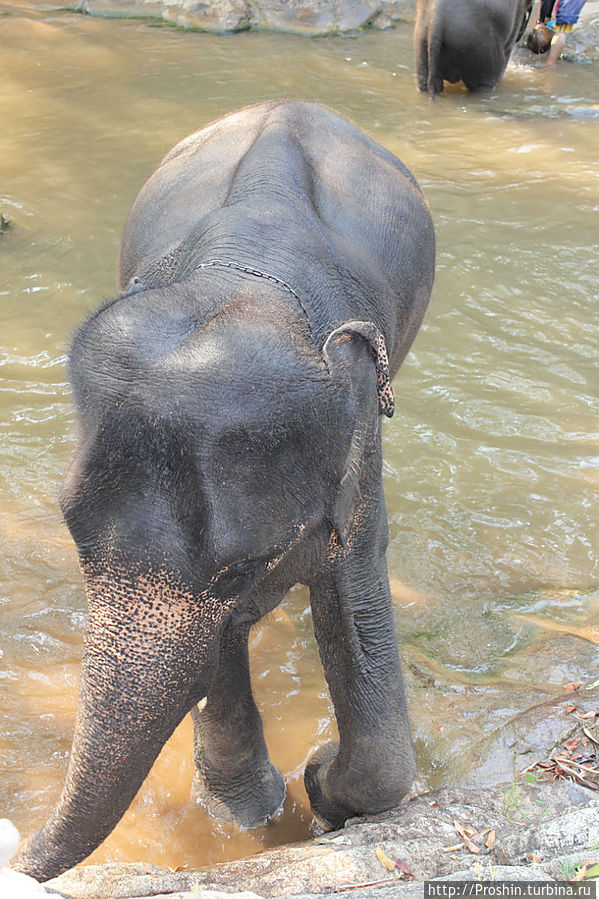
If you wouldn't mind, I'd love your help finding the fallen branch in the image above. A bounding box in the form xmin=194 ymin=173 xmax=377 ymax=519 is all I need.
xmin=334 ymin=877 xmax=398 ymax=892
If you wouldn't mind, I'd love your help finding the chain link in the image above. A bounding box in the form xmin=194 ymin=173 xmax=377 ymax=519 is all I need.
xmin=196 ymin=259 xmax=314 ymax=340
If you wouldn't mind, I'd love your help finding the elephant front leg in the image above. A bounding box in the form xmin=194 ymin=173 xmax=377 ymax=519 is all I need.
xmin=191 ymin=619 xmax=285 ymax=827
xmin=306 ymin=492 xmax=415 ymax=829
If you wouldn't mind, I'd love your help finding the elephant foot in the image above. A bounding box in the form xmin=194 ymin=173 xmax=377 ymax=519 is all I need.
xmin=192 ymin=757 xmax=285 ymax=828
xmin=304 ymin=741 xmax=355 ymax=831
xmin=304 ymin=740 xmax=414 ymax=831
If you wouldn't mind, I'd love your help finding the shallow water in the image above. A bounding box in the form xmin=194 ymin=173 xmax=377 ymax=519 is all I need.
xmin=1 ymin=7 xmax=598 ymax=872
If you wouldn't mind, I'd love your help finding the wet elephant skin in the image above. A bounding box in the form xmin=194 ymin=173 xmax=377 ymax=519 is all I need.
xmin=9 ymin=100 xmax=435 ymax=881
xmin=415 ymin=0 xmax=533 ymax=96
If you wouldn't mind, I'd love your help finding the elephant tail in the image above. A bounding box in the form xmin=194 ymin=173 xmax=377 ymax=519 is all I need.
xmin=427 ymin=34 xmax=443 ymax=98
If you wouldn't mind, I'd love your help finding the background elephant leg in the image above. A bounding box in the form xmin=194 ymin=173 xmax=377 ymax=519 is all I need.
xmin=191 ymin=619 xmax=285 ymax=827
xmin=415 ymin=35 xmax=429 ymax=92
xmin=306 ymin=485 xmax=415 ymax=830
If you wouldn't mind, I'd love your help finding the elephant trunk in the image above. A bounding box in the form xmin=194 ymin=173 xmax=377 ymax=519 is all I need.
xmin=9 ymin=563 xmax=227 ymax=882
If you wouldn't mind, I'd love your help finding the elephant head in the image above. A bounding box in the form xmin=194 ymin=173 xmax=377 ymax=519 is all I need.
xmin=9 ymin=279 xmax=395 ymax=881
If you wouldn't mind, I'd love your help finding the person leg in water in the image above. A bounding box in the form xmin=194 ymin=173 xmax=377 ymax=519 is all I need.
xmin=541 ymin=24 xmax=571 ymax=66
xmin=541 ymin=0 xmax=587 ymax=67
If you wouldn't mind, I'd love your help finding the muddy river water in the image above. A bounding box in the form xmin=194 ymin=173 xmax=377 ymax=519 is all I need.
xmin=1 ymin=5 xmax=598 ymax=873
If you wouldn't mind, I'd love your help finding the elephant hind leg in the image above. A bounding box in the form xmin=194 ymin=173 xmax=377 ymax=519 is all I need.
xmin=191 ymin=619 xmax=285 ymax=827
xmin=415 ymin=36 xmax=430 ymax=93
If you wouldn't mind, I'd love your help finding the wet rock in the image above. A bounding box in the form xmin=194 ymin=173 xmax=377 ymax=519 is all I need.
xmin=246 ymin=0 xmax=411 ymax=34
xmin=405 ymin=641 xmax=599 ymax=793
xmin=50 ymin=780 xmax=599 ymax=899
xmin=567 ymin=2 xmax=599 ymax=61
xmin=565 ymin=26 xmax=599 ymax=62
xmin=77 ymin=0 xmax=253 ymax=32
xmin=66 ymin=0 xmax=416 ymax=35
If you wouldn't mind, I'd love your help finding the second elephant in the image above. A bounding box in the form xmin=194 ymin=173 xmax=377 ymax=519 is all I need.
xmin=415 ymin=0 xmax=533 ymax=96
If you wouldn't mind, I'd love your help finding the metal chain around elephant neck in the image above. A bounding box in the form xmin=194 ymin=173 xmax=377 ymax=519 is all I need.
xmin=196 ymin=259 xmax=315 ymax=343
xmin=195 ymin=258 xmax=395 ymax=417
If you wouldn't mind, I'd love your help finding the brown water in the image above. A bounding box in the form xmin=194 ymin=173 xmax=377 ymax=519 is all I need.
xmin=1 ymin=5 xmax=598 ymax=872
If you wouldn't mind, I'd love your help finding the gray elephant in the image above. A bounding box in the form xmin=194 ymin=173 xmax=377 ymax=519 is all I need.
xmin=9 ymin=100 xmax=435 ymax=882
xmin=415 ymin=0 xmax=533 ymax=96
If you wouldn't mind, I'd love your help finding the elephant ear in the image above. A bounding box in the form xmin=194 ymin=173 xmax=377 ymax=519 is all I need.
xmin=323 ymin=321 xmax=394 ymax=545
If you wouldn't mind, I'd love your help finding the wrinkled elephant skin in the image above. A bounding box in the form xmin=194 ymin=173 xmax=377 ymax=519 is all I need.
xmin=415 ymin=0 xmax=533 ymax=96
xmin=9 ymin=100 xmax=435 ymax=881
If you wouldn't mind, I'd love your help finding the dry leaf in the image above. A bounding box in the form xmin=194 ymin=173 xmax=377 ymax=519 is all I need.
xmin=443 ymin=843 xmax=464 ymax=853
xmin=580 ymin=722 xmax=599 ymax=747
xmin=429 ymin=801 xmax=439 ymax=808
xmin=564 ymin=737 xmax=580 ymax=752
xmin=579 ymin=710 xmax=599 ymax=719
xmin=464 ymin=837 xmax=480 ymax=855
xmin=529 ymin=853 xmax=544 ymax=864
xmin=375 ymin=845 xmax=396 ymax=872
xmin=167 ymin=864 xmax=188 ymax=873
xmin=395 ymin=858 xmax=414 ymax=880
xmin=454 ymin=821 xmax=479 ymax=840
xmin=563 ymin=682 xmax=582 ymax=692
xmin=485 ymin=830 xmax=496 ymax=848
xmin=564 ymin=704 xmax=578 ymax=714
xmin=454 ymin=821 xmax=468 ymax=838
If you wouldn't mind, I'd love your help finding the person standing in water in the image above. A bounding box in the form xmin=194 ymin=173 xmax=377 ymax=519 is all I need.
xmin=541 ymin=0 xmax=588 ymax=66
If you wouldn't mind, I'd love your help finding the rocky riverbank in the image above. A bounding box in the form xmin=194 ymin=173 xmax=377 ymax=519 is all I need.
xmin=20 ymin=778 xmax=599 ymax=898
xmin=4 ymin=693 xmax=598 ymax=898
xmin=31 ymin=0 xmax=417 ymax=35
xmin=9 ymin=0 xmax=599 ymax=58
xmin=3 ymin=686 xmax=598 ymax=897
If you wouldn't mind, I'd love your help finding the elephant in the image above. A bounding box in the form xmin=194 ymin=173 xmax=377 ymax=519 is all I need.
xmin=9 ymin=99 xmax=435 ymax=882
xmin=415 ymin=0 xmax=534 ymax=96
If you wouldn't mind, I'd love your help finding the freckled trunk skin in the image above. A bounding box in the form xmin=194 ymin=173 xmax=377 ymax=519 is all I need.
xmin=10 ymin=565 xmax=227 ymax=882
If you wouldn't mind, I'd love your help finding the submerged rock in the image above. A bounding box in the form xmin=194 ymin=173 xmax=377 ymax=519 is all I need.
xmin=565 ymin=104 xmax=599 ymax=117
